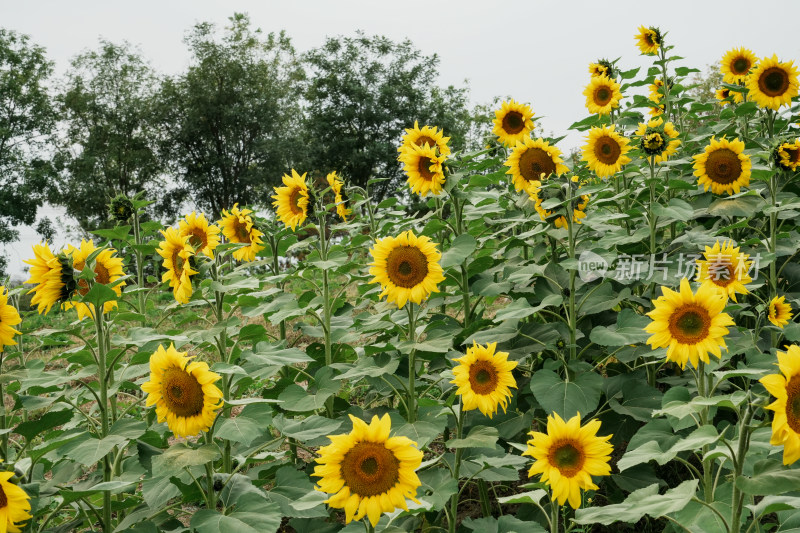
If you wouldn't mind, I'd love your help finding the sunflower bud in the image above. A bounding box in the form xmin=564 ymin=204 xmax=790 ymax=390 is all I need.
xmin=109 ymin=194 xmax=135 ymax=223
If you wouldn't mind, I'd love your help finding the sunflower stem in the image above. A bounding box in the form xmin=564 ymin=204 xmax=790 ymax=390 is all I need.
xmin=0 ymin=353 xmax=6 ymax=462
xmin=695 ymin=361 xmax=714 ymax=503
xmin=406 ymin=303 xmax=417 ymax=423
xmin=477 ymin=479 xmax=492 ymax=517
xmin=132 ymin=207 xmax=146 ymax=324
xmin=319 ymin=213 xmax=335 ymax=418
xmin=769 ymin=169 xmax=779 ymax=347
xmin=448 ymin=403 xmax=464 ymax=533
xmin=550 ymin=499 xmax=560 ymax=533
xmin=94 ymin=308 xmax=113 ymax=531
xmin=730 ymin=399 xmax=754 ymax=533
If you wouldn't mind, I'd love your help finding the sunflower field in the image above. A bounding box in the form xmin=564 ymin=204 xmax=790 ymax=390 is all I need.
xmin=3 ymin=25 xmax=800 ymax=533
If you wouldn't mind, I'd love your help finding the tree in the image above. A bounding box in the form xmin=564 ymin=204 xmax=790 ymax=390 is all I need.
xmin=302 ymin=33 xmax=472 ymax=199
xmin=0 ymin=29 xmax=55 ymax=276
xmin=155 ymin=13 xmax=305 ymax=218
xmin=52 ymin=40 xmax=162 ymax=232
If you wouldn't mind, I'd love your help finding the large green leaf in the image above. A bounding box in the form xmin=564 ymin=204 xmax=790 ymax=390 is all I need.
xmin=446 ymin=425 xmax=498 ymax=449
xmin=736 ymin=468 xmax=800 ymax=495
xmin=151 ymin=444 xmax=221 ymax=476
xmin=441 ymin=233 xmax=476 ymax=268
xmin=190 ymin=504 xmax=282 ymax=533
xmin=59 ymin=434 xmax=129 ymax=466
xmin=573 ymin=480 xmax=698 ymax=525
xmin=618 ymin=425 xmax=720 ymax=471
xmin=215 ymin=416 xmax=263 ymax=446
xmin=530 ymin=369 xmax=603 ymax=418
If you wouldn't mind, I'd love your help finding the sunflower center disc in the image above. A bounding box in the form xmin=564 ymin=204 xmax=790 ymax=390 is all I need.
xmin=386 ymin=246 xmax=429 ymax=288
xmin=519 ymin=147 xmax=556 ymax=182
xmin=760 ymin=68 xmax=790 ymax=96
xmin=288 ymin=188 xmax=304 ymax=215
xmin=94 ymin=262 xmax=111 ymax=285
xmin=340 ymin=441 xmax=400 ymax=497
xmin=595 ymin=87 xmax=611 ymax=106
xmin=786 ymin=375 xmax=800 ymax=432
xmin=669 ymin=305 xmax=711 ymax=344
xmin=706 ymin=148 xmax=742 ymax=184
xmin=233 ymin=221 xmax=252 ymax=244
xmin=418 ymin=156 xmax=435 ymax=181
xmin=549 ymin=440 xmax=585 ymax=478
xmin=189 ymin=229 xmax=207 ymax=250
xmin=708 ymin=262 xmax=734 ymax=287
xmin=502 ymin=111 xmax=525 ymax=134
xmin=595 ymin=137 xmax=621 ymax=165
xmin=415 ymin=135 xmax=437 ymax=149
xmin=468 ymin=360 xmax=499 ymax=395
xmin=0 ymin=484 xmax=6 ymax=508
xmin=733 ymin=58 xmax=750 ymax=75
xmin=161 ymin=368 xmax=205 ymax=417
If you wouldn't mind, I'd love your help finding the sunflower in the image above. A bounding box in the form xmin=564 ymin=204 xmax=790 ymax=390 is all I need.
xmin=769 ymin=296 xmax=794 ymax=329
xmin=775 ymin=139 xmax=800 ymax=171
xmin=720 ymin=47 xmax=758 ymax=83
xmin=179 ymin=212 xmax=221 ymax=259
xmin=492 ymin=100 xmax=535 ymax=147
xmin=760 ymin=345 xmax=800 ymax=464
xmin=588 ymin=60 xmax=614 ymax=79
xmin=398 ymin=121 xmax=451 ymax=156
xmin=156 ymin=227 xmax=197 ymax=305
xmin=399 ymin=143 xmax=447 ymax=197
xmin=141 ymin=344 xmax=223 ymax=438
xmin=505 ymin=137 xmax=569 ymax=195
xmin=635 ymin=117 xmax=681 ymax=164
xmin=746 ymin=55 xmax=800 ymax=110
xmin=695 ymin=240 xmax=752 ymax=302
xmin=313 ymin=414 xmax=423 ymax=527
xmin=645 ymin=278 xmax=734 ymax=370
xmin=715 ymin=87 xmax=745 ymax=106
xmin=523 ymin=412 xmax=613 ymax=509
xmin=63 ymin=239 xmax=126 ymax=320
xmin=451 ymin=342 xmax=518 ymax=418
xmin=693 ymin=137 xmax=751 ymax=196
xmin=583 ymin=75 xmax=622 ymax=116
xmin=219 ymin=204 xmax=265 ymax=261
xmin=368 ymin=230 xmax=445 ymax=309
xmin=0 ymin=286 xmax=21 ymax=352
xmin=530 ymin=177 xmax=589 ymax=229
xmin=24 ymin=243 xmax=76 ymax=315
xmin=649 ymin=79 xmax=664 ymax=103
xmin=582 ymin=125 xmax=632 ymax=178
xmin=271 ymin=170 xmax=310 ymax=232
xmin=0 ymin=470 xmax=32 ymax=533
xmin=635 ymin=26 xmax=662 ymax=55
xmin=327 ymin=171 xmax=353 ymax=221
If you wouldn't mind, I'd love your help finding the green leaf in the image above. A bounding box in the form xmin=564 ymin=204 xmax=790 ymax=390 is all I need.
xmin=151 ymin=444 xmax=221 ymax=476
xmin=736 ymin=468 xmax=800 ymax=495
xmin=746 ymin=495 xmax=800 ymax=517
xmin=446 ymin=425 xmax=498 ymax=449
xmin=530 ymin=369 xmax=603 ymax=419
xmin=441 ymin=233 xmax=476 ymax=268
xmin=215 ymin=416 xmax=263 ymax=446
xmin=91 ymin=225 xmax=132 ymax=241
xmin=277 ymin=384 xmax=335 ymax=412
xmin=618 ymin=425 xmax=720 ymax=471
xmin=653 ymin=198 xmax=694 ymax=222
xmin=494 ymin=294 xmax=562 ymax=321
xmin=142 ymin=473 xmax=183 ymax=509
xmin=266 ymin=467 xmax=328 ymax=519
xmin=190 ymin=504 xmax=282 ymax=533
xmin=335 ymin=352 xmax=399 ymax=380
xmin=244 ymin=342 xmax=313 ymax=366
xmin=496 ymin=489 xmax=548 ymax=505
xmin=15 ymin=409 xmax=74 ymax=441
xmin=573 ymin=480 xmax=698 ymax=525
xmin=59 ymin=434 xmax=129 ymax=466
xmin=395 ymin=418 xmax=447 ymax=448
xmin=81 ymin=281 xmax=119 ymax=310
xmin=418 ymin=468 xmax=458 ymax=510
xmin=273 ymin=415 xmax=342 ymax=442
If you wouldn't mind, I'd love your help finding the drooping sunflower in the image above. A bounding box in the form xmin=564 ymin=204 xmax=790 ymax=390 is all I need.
xmin=141 ymin=344 xmax=223 ymax=438
xmin=635 ymin=25 xmax=662 ymax=55
xmin=0 ymin=470 xmax=32 ymax=533
xmin=313 ymin=414 xmax=423 ymax=527
xmin=583 ymin=75 xmax=622 ymax=116
xmin=721 ymin=47 xmax=758 ymax=83
xmin=179 ymin=212 xmax=221 ymax=259
xmin=775 ymin=139 xmax=800 ymax=172
xmin=648 ymin=79 xmax=664 ymax=103
xmin=398 ymin=121 xmax=451 ymax=156
xmin=327 ymin=171 xmax=353 ymax=221
xmin=523 ymin=412 xmax=613 ymax=509
xmin=695 ymin=240 xmax=752 ymax=302
xmin=746 ymin=55 xmax=800 ymax=110
xmin=271 ymin=170 xmax=310 ymax=232
xmin=0 ymin=286 xmax=21 ymax=352
xmin=24 ymin=243 xmax=76 ymax=315
xmin=588 ymin=60 xmax=614 ymax=79
xmin=156 ymin=227 xmax=197 ymax=305
xmin=693 ymin=137 xmax=752 ymax=196
xmin=219 ymin=204 xmax=266 ymax=261
xmin=769 ymin=296 xmax=794 ymax=329
xmin=645 ymin=277 xmax=734 ymax=370
xmin=399 ymin=143 xmax=447 ymax=197
xmin=760 ymin=345 xmax=800 ymax=464
xmin=368 ymin=230 xmax=445 ymax=309
xmin=530 ymin=176 xmax=589 ymax=229
xmin=492 ymin=100 xmax=535 ymax=147
xmin=451 ymin=342 xmax=518 ymax=418
xmin=63 ymin=239 xmax=126 ymax=320
xmin=635 ymin=117 xmax=681 ymax=164
xmin=582 ymin=125 xmax=632 ymax=178
xmin=715 ymin=87 xmax=745 ymax=106
xmin=505 ymin=137 xmax=569 ymax=195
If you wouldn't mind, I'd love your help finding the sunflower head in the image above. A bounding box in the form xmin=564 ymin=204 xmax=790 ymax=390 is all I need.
xmin=769 ymin=296 xmax=794 ymax=329
xmin=635 ymin=117 xmax=681 ymax=164
xmin=523 ymin=412 xmax=613 ymax=509
xmin=271 ymin=170 xmax=310 ymax=232
xmin=746 ymin=55 xmax=800 ymax=110
xmin=774 ymin=139 xmax=800 ymax=172
xmin=504 ymin=137 xmax=569 ymax=195
xmin=398 ymin=121 xmax=451 ymax=156
xmin=715 ymin=87 xmax=744 ymax=106
xmin=179 ymin=212 xmax=221 ymax=259
xmin=109 ymin=193 xmax=135 ymax=223
xmin=635 ymin=25 xmax=662 ymax=55
xmin=583 ymin=75 xmax=622 ymax=116
xmin=313 ymin=413 xmax=423 ymax=526
xmin=219 ymin=204 xmax=265 ymax=261
xmin=760 ymin=345 xmax=800 ymax=464
xmin=492 ymin=100 xmax=535 ymax=147
xmin=63 ymin=239 xmax=126 ymax=320
xmin=24 ymin=243 xmax=78 ymax=315
xmin=589 ymin=59 xmax=615 ymax=79
xmin=156 ymin=227 xmax=198 ymax=304
xmin=695 ymin=240 xmax=752 ymax=302
xmin=326 ymin=171 xmax=353 ymax=221
xmin=0 ymin=286 xmax=22 ymax=352
xmin=399 ymin=143 xmax=447 ymax=197
xmin=720 ymin=47 xmax=758 ymax=83
xmin=693 ymin=136 xmax=752 ymax=196
xmin=0 ymin=470 xmax=32 ymax=532
xmin=582 ymin=125 xmax=632 ymax=178
xmin=451 ymin=342 xmax=518 ymax=418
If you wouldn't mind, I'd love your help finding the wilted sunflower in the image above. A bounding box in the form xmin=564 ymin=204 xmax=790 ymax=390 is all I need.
xmin=693 ymin=137 xmax=751 ymax=196
xmin=769 ymin=296 xmax=793 ymax=329
xmin=399 ymin=143 xmax=447 ymax=197
xmin=271 ymin=170 xmax=310 ymax=232
xmin=24 ymin=243 xmax=76 ymax=315
xmin=451 ymin=342 xmax=518 ymax=418
xmin=313 ymin=414 xmax=423 ymax=527
xmin=635 ymin=25 xmax=662 ymax=55
xmin=645 ymin=278 xmax=734 ymax=370
xmin=0 ymin=469 xmax=32 ymax=533
xmin=368 ymin=230 xmax=445 ymax=309
xmin=327 ymin=171 xmax=352 ymax=221
xmin=505 ymin=137 xmax=569 ymax=195
xmin=156 ymin=227 xmax=197 ymax=305
xmin=715 ymin=87 xmax=745 ymax=106
xmin=219 ymin=204 xmax=265 ymax=261
xmin=760 ymin=345 xmax=800 ymax=464
xmin=0 ymin=286 xmax=21 ymax=352
xmin=635 ymin=117 xmax=681 ymax=164
xmin=523 ymin=412 xmax=613 ymax=509
xmin=582 ymin=125 xmax=632 ymax=178
xmin=398 ymin=121 xmax=450 ymax=156
xmin=721 ymin=47 xmax=757 ymax=83
xmin=63 ymin=239 xmax=126 ymax=320
xmin=583 ymin=75 xmax=622 ymax=115
xmin=695 ymin=240 xmax=752 ymax=302
xmin=775 ymin=139 xmax=800 ymax=171
xmin=141 ymin=344 xmax=223 ymax=438
xmin=492 ymin=100 xmax=535 ymax=147
xmin=179 ymin=212 xmax=221 ymax=259
xmin=746 ymin=55 xmax=800 ymax=110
